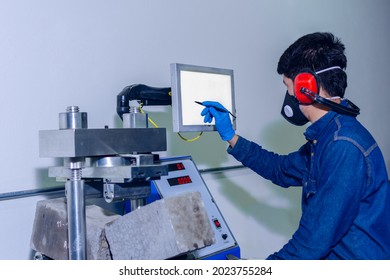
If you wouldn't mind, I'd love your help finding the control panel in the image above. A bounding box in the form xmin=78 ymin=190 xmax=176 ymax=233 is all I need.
xmin=151 ymin=156 xmax=239 ymax=259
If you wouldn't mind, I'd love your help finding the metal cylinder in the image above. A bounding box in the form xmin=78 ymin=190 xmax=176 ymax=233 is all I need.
xmin=59 ymin=106 xmax=88 ymax=130
xmin=66 ymin=170 xmax=86 ymax=260
xmin=122 ymin=106 xmax=148 ymax=128
xmin=130 ymin=198 xmax=146 ymax=211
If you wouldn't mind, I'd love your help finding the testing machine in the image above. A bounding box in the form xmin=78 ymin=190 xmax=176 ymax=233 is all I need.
xmin=33 ymin=84 xmax=240 ymax=260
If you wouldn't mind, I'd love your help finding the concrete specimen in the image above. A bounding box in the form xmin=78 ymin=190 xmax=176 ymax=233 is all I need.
xmin=105 ymin=191 xmax=215 ymax=259
xmin=30 ymin=197 xmax=119 ymax=260
xmin=30 ymin=191 xmax=215 ymax=259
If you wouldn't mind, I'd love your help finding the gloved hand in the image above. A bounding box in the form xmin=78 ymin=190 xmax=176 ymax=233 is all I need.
xmin=200 ymin=101 xmax=235 ymax=141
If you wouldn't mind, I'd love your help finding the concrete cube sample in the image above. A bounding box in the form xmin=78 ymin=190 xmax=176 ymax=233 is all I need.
xmin=30 ymin=198 xmax=119 ymax=260
xmin=30 ymin=191 xmax=215 ymax=260
xmin=85 ymin=204 xmax=120 ymax=259
xmin=105 ymin=191 xmax=216 ymax=259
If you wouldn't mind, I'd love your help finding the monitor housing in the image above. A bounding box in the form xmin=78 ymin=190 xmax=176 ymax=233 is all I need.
xmin=170 ymin=63 xmax=236 ymax=133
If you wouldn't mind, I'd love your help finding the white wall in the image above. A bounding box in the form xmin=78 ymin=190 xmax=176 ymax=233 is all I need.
xmin=0 ymin=0 xmax=389 ymax=259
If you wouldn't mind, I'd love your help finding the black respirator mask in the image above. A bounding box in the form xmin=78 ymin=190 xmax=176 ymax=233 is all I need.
xmin=281 ymin=91 xmax=309 ymax=126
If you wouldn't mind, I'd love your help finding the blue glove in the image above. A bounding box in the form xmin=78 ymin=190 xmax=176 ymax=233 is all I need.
xmin=200 ymin=101 xmax=235 ymax=141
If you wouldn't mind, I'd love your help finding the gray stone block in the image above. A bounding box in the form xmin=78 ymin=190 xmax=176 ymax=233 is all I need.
xmin=105 ymin=191 xmax=215 ymax=259
xmin=85 ymin=204 xmax=119 ymax=259
xmin=30 ymin=198 xmax=119 ymax=260
xmin=31 ymin=192 xmax=215 ymax=260
xmin=31 ymin=198 xmax=69 ymax=260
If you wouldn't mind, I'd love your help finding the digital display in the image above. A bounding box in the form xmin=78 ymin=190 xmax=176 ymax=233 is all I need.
xmin=168 ymin=162 xmax=186 ymax=172
xmin=171 ymin=63 xmax=236 ymax=133
xmin=167 ymin=175 xmax=192 ymax=186
xmin=179 ymin=70 xmax=232 ymax=126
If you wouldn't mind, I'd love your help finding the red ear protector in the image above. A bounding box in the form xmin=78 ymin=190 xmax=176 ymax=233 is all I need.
xmin=294 ymin=69 xmax=319 ymax=105
xmin=293 ymin=67 xmax=360 ymax=117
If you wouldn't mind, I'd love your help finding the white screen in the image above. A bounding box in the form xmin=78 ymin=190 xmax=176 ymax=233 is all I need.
xmin=180 ymin=70 xmax=233 ymax=126
xmin=171 ymin=63 xmax=236 ymax=132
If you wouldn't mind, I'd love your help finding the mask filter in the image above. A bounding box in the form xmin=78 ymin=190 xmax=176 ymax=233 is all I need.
xmin=281 ymin=91 xmax=309 ymax=126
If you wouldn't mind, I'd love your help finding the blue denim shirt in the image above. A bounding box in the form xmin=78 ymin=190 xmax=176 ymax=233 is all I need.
xmin=228 ymin=111 xmax=390 ymax=259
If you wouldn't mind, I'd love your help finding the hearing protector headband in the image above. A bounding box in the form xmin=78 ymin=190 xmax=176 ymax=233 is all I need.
xmin=294 ymin=66 xmax=360 ymax=117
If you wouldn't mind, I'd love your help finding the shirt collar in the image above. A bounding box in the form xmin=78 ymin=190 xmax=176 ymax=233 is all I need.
xmin=304 ymin=111 xmax=337 ymax=141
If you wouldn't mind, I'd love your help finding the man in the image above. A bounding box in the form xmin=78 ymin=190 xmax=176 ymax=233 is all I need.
xmin=200 ymin=32 xmax=390 ymax=259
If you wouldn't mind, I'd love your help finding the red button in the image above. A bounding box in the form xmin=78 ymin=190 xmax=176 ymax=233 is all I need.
xmin=213 ymin=219 xmax=221 ymax=228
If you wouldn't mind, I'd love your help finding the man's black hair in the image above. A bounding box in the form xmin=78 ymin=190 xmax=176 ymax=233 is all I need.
xmin=277 ymin=32 xmax=347 ymax=97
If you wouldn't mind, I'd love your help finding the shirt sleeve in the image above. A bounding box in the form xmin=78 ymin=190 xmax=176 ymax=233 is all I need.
xmin=228 ymin=135 xmax=309 ymax=188
xmin=267 ymin=140 xmax=366 ymax=259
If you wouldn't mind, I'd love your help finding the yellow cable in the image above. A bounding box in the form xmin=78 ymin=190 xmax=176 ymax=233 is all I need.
xmin=148 ymin=118 xmax=159 ymax=128
xmin=139 ymin=102 xmax=203 ymax=142
xmin=139 ymin=103 xmax=159 ymax=128
xmin=177 ymin=132 xmax=203 ymax=142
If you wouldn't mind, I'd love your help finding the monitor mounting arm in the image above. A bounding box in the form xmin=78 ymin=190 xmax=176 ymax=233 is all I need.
xmin=116 ymin=84 xmax=172 ymax=119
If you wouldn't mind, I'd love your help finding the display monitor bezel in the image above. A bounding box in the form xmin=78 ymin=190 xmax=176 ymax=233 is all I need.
xmin=170 ymin=63 xmax=236 ymax=133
